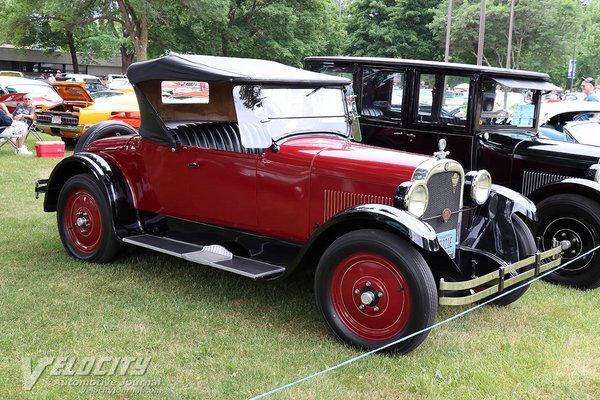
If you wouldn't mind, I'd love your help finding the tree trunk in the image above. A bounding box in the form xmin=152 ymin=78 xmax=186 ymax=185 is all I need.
xmin=119 ymin=44 xmax=135 ymax=73
xmin=66 ymin=31 xmax=79 ymax=74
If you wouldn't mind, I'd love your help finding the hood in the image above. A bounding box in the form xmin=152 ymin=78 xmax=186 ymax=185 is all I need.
xmin=278 ymin=136 xmax=429 ymax=187
xmin=51 ymin=81 xmax=94 ymax=104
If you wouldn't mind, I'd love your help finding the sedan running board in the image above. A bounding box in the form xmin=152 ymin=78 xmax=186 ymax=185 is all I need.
xmin=123 ymin=234 xmax=286 ymax=279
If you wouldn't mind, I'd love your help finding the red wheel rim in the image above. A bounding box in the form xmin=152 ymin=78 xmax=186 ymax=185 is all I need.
xmin=331 ymin=252 xmax=412 ymax=341
xmin=64 ymin=189 xmax=103 ymax=255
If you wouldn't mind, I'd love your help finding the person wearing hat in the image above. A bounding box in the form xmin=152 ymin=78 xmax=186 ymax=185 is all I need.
xmin=581 ymin=77 xmax=599 ymax=102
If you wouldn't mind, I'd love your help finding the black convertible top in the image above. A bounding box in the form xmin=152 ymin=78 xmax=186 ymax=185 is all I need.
xmin=127 ymin=53 xmax=350 ymax=86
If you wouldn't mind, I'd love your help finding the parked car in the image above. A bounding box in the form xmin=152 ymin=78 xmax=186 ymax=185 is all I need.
xmin=107 ymin=78 xmax=133 ymax=92
xmin=57 ymin=73 xmax=109 ymax=93
xmin=538 ymin=120 xmax=600 ymax=146
xmin=36 ymin=54 xmax=563 ymax=354
xmin=0 ymin=70 xmax=24 ymax=77
xmin=540 ymin=101 xmax=600 ymax=129
xmin=0 ymin=76 xmax=62 ymax=112
xmin=35 ymin=82 xmax=139 ymax=140
xmin=305 ymin=56 xmax=600 ymax=289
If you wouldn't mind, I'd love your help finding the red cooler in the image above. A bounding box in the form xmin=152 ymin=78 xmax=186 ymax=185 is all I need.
xmin=36 ymin=141 xmax=65 ymax=158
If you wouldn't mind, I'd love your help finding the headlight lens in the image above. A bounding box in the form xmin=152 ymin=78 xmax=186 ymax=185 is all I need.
xmin=585 ymin=164 xmax=600 ymax=183
xmin=468 ymin=170 xmax=492 ymax=205
xmin=405 ymin=182 xmax=429 ymax=217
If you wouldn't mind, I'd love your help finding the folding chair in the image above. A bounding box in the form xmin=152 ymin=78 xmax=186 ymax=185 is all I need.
xmin=0 ymin=128 xmax=21 ymax=151
xmin=25 ymin=120 xmax=45 ymax=141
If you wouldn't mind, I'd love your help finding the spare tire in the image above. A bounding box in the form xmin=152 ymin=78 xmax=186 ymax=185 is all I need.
xmin=74 ymin=121 xmax=138 ymax=154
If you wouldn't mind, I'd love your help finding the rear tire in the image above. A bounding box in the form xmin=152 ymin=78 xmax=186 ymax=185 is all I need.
xmin=315 ymin=229 xmax=437 ymax=354
xmin=534 ymin=194 xmax=600 ymax=289
xmin=57 ymin=174 xmax=121 ymax=263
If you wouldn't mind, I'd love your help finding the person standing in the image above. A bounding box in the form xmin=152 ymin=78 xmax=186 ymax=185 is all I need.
xmin=581 ymin=77 xmax=599 ymax=102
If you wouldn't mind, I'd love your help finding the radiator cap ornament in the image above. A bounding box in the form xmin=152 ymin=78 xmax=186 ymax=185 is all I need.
xmin=434 ymin=139 xmax=450 ymax=160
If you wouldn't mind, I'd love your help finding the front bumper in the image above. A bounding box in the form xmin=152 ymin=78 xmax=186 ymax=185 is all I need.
xmin=35 ymin=178 xmax=48 ymax=199
xmin=439 ymin=243 xmax=563 ymax=306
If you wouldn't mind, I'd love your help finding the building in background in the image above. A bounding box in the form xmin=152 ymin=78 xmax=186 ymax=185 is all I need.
xmin=0 ymin=44 xmax=122 ymax=78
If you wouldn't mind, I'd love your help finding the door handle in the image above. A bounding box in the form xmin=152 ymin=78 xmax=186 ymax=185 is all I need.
xmin=393 ymin=131 xmax=404 ymax=136
xmin=188 ymin=162 xmax=199 ymax=168
xmin=406 ymin=133 xmax=416 ymax=138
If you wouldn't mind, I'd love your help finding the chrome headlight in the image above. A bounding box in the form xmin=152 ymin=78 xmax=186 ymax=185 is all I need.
xmin=585 ymin=164 xmax=600 ymax=183
xmin=395 ymin=182 xmax=429 ymax=218
xmin=465 ymin=170 xmax=492 ymax=205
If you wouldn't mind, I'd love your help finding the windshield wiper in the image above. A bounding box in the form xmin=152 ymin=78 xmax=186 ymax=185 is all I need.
xmin=306 ymin=86 xmax=323 ymax=97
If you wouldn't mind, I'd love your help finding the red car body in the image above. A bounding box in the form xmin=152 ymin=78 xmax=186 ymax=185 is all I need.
xmin=36 ymin=54 xmax=562 ymax=354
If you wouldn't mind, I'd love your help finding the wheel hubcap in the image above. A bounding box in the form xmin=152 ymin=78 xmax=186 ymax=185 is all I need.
xmin=542 ymin=217 xmax=594 ymax=273
xmin=64 ymin=189 xmax=102 ymax=255
xmin=331 ymin=253 xmax=412 ymax=341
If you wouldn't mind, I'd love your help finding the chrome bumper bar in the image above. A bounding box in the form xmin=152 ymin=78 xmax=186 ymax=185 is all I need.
xmin=35 ymin=178 xmax=48 ymax=199
xmin=439 ymin=242 xmax=563 ymax=306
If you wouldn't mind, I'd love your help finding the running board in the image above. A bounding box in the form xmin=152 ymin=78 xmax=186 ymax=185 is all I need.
xmin=122 ymin=234 xmax=286 ymax=279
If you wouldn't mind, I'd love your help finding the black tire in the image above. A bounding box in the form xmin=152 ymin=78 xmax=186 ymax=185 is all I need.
xmin=533 ymin=194 xmax=600 ymax=289
xmin=74 ymin=121 xmax=137 ymax=154
xmin=57 ymin=174 xmax=121 ymax=263
xmin=484 ymin=215 xmax=536 ymax=306
xmin=315 ymin=229 xmax=437 ymax=354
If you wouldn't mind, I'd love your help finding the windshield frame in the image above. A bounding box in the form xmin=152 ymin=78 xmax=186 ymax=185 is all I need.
xmin=233 ymin=84 xmax=351 ymax=148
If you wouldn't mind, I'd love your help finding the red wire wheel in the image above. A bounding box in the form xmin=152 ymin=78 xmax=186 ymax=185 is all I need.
xmin=330 ymin=252 xmax=412 ymax=341
xmin=63 ymin=189 xmax=103 ymax=255
xmin=315 ymin=229 xmax=437 ymax=354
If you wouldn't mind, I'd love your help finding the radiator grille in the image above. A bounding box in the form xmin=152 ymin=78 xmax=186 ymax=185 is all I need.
xmin=422 ymin=171 xmax=462 ymax=233
xmin=323 ymin=190 xmax=393 ymax=220
xmin=522 ymin=171 xmax=570 ymax=196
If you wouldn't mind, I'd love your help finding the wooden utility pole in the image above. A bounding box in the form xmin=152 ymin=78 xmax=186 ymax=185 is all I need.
xmin=477 ymin=0 xmax=486 ymax=65
xmin=506 ymin=0 xmax=515 ymax=68
xmin=445 ymin=0 xmax=453 ymax=62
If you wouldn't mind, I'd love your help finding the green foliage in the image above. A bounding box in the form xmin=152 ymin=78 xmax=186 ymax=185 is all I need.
xmin=430 ymin=0 xmax=584 ymax=87
xmin=148 ymin=0 xmax=344 ymax=66
xmin=344 ymin=0 xmax=441 ymax=59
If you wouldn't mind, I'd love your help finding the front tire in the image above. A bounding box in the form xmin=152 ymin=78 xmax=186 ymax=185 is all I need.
xmin=57 ymin=174 xmax=121 ymax=263
xmin=315 ymin=229 xmax=437 ymax=354
xmin=534 ymin=194 xmax=600 ymax=289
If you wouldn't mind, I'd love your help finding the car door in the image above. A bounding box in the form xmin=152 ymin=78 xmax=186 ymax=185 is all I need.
xmin=138 ymin=138 xmax=258 ymax=229
xmin=402 ymin=71 xmax=474 ymax=167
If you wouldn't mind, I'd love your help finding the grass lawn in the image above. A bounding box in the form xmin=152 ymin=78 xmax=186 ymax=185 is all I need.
xmin=1 ymin=134 xmax=599 ymax=399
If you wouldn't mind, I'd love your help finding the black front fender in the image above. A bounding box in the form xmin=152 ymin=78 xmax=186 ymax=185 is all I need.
xmin=527 ymin=177 xmax=600 ymax=205
xmin=43 ymin=153 xmax=142 ymax=237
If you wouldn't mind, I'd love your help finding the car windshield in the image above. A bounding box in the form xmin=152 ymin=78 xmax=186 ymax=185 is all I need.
xmin=6 ymin=83 xmax=62 ymax=102
xmin=233 ymin=85 xmax=350 ymax=147
xmin=91 ymin=91 xmax=125 ymax=100
xmin=480 ymin=79 xmax=537 ymax=129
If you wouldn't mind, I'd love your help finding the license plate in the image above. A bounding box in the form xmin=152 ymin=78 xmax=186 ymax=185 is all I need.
xmin=437 ymin=229 xmax=457 ymax=258
xmin=51 ymin=115 xmax=61 ymax=124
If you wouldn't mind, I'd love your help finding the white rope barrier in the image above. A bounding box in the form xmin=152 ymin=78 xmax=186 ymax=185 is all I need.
xmin=250 ymin=244 xmax=600 ymax=400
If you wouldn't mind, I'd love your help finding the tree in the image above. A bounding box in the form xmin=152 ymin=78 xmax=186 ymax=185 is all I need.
xmin=344 ymin=0 xmax=441 ymax=59
xmin=0 ymin=0 xmax=122 ymax=73
xmin=147 ymin=0 xmax=344 ymax=66
xmin=429 ymin=0 xmax=583 ymax=86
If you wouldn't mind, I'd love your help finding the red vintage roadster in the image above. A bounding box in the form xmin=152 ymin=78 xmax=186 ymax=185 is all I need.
xmin=36 ymin=54 xmax=563 ymax=353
